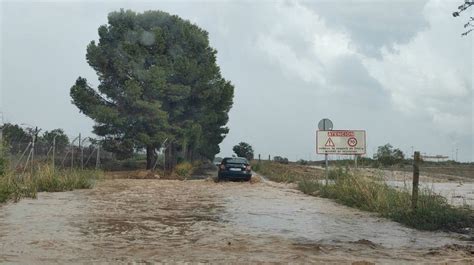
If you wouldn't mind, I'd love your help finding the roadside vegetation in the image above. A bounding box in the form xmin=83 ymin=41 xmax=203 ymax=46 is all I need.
xmin=252 ymin=161 xmax=322 ymax=183
xmin=174 ymin=161 xmax=195 ymax=178
xmin=0 ymin=145 xmax=102 ymax=203
xmin=253 ymin=161 xmax=473 ymax=232
xmin=0 ymin=167 xmax=102 ymax=203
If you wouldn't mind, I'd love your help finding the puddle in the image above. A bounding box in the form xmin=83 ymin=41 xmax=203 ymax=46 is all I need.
xmin=386 ymin=181 xmax=474 ymax=207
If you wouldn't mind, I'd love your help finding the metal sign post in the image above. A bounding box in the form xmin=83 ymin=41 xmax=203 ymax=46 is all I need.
xmin=316 ymin=120 xmax=367 ymax=185
xmin=318 ymin=118 xmax=333 ymax=185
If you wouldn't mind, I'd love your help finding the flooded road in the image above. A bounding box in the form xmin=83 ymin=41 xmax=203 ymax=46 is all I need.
xmin=0 ymin=178 xmax=472 ymax=264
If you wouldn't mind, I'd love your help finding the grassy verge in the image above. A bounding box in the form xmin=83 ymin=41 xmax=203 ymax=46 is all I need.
xmin=0 ymin=164 xmax=102 ymax=203
xmin=254 ymin=161 xmax=473 ymax=232
xmin=251 ymin=161 xmax=323 ymax=182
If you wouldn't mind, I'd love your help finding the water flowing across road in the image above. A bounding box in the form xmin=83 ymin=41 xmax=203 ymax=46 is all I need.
xmin=0 ymin=178 xmax=472 ymax=264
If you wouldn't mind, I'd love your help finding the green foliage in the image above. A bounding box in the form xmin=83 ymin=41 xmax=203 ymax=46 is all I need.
xmin=373 ymin=143 xmax=405 ymax=166
xmin=1 ymin=123 xmax=31 ymax=153
xmin=298 ymin=173 xmax=473 ymax=232
xmin=1 ymin=123 xmax=30 ymax=143
xmin=70 ymin=9 xmax=234 ymax=168
xmin=232 ymin=142 xmax=254 ymax=160
xmin=33 ymin=165 xmax=99 ymax=192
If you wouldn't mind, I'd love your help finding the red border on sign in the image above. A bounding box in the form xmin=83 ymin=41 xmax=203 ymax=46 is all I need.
xmin=347 ymin=137 xmax=357 ymax=147
xmin=316 ymin=130 xmax=366 ymax=155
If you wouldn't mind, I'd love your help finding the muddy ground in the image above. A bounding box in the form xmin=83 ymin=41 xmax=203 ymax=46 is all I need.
xmin=0 ymin=175 xmax=473 ymax=264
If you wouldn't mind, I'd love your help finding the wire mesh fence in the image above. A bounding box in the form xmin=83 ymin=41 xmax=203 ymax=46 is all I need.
xmin=5 ymin=135 xmax=115 ymax=174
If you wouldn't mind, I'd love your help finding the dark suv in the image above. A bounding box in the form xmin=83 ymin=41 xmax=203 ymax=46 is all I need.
xmin=217 ymin=157 xmax=252 ymax=181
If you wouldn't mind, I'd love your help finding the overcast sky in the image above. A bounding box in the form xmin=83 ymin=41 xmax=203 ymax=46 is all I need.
xmin=1 ymin=0 xmax=473 ymax=161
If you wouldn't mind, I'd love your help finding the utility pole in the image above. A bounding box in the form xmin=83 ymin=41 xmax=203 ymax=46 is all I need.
xmin=455 ymin=148 xmax=458 ymax=162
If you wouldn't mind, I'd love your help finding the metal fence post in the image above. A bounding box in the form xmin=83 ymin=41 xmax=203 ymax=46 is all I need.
xmin=52 ymin=136 xmax=56 ymax=174
xmin=412 ymin=151 xmax=420 ymax=211
xmin=71 ymin=143 xmax=74 ymax=170
xmin=31 ymin=132 xmax=36 ymax=176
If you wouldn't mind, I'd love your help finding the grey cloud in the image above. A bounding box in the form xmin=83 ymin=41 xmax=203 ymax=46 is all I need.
xmin=1 ymin=0 xmax=471 ymax=161
xmin=302 ymin=0 xmax=429 ymax=57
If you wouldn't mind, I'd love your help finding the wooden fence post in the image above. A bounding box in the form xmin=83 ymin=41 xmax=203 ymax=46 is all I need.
xmin=412 ymin=151 xmax=420 ymax=211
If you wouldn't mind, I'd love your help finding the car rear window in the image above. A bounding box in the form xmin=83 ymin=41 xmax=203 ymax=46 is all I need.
xmin=223 ymin=158 xmax=248 ymax=164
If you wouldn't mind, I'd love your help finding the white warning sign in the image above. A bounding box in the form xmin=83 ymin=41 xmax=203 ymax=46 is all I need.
xmin=317 ymin=130 xmax=366 ymax=155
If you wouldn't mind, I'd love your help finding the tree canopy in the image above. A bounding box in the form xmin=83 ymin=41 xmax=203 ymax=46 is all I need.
xmin=452 ymin=0 xmax=474 ymax=36
xmin=41 ymin=129 xmax=70 ymax=153
xmin=70 ymin=9 xmax=234 ymax=169
xmin=233 ymin=142 xmax=254 ymax=160
xmin=373 ymin=143 xmax=405 ymax=166
xmin=1 ymin=123 xmax=30 ymax=144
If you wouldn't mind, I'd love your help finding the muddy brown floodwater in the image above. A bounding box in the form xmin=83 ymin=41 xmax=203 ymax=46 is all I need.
xmin=0 ymin=177 xmax=473 ymax=264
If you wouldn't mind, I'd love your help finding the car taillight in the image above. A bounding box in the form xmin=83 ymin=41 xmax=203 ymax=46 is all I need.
xmin=245 ymin=165 xmax=251 ymax=171
xmin=219 ymin=164 xmax=225 ymax=170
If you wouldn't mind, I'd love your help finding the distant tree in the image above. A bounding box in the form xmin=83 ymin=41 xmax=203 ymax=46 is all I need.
xmin=297 ymin=159 xmax=308 ymax=165
xmin=70 ymin=9 xmax=234 ymax=169
xmin=1 ymin=123 xmax=30 ymax=144
xmin=373 ymin=144 xmax=405 ymax=166
xmin=232 ymin=142 xmax=254 ymax=160
xmin=274 ymin=156 xmax=289 ymax=164
xmin=452 ymin=0 xmax=474 ymax=36
xmin=42 ymin=129 xmax=70 ymax=153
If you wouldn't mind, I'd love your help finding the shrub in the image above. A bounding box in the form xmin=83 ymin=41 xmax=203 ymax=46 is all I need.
xmin=175 ymin=162 xmax=193 ymax=178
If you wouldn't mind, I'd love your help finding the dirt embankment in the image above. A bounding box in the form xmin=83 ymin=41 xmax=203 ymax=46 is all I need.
xmin=0 ymin=177 xmax=472 ymax=264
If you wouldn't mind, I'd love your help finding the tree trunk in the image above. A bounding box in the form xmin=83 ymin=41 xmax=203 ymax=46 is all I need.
xmin=146 ymin=145 xmax=155 ymax=170
xmin=165 ymin=142 xmax=177 ymax=172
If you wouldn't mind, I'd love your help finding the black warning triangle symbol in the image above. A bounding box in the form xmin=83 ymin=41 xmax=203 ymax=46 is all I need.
xmin=325 ymin=138 xmax=335 ymax=147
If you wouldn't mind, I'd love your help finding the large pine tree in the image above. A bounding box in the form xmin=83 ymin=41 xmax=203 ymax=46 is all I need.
xmin=70 ymin=10 xmax=234 ymax=169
